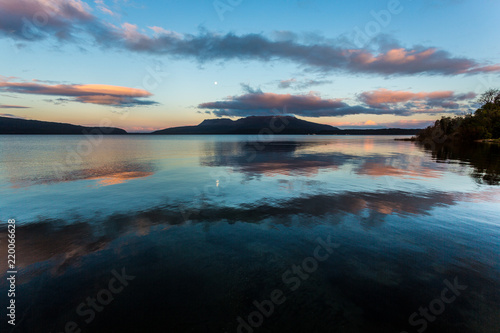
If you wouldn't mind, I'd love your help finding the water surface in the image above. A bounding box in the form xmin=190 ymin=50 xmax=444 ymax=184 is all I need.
xmin=0 ymin=135 xmax=499 ymax=332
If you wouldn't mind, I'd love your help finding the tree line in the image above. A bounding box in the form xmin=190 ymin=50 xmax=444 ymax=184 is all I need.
xmin=417 ymin=89 xmax=500 ymax=142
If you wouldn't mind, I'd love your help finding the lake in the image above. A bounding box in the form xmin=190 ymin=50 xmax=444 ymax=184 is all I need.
xmin=0 ymin=135 xmax=499 ymax=332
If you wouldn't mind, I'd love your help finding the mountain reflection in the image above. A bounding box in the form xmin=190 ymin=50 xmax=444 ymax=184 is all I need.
xmin=201 ymin=139 xmax=444 ymax=180
xmin=201 ymin=139 xmax=500 ymax=186
xmin=3 ymin=187 xmax=497 ymax=279
xmin=200 ymin=140 xmax=352 ymax=177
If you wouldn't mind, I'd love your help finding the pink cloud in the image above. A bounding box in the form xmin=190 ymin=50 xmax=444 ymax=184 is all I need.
xmin=0 ymin=0 xmax=93 ymax=40
xmin=360 ymin=89 xmax=455 ymax=106
xmin=0 ymin=78 xmax=157 ymax=107
xmin=198 ymin=90 xmax=388 ymax=117
xmin=359 ymin=88 xmax=476 ymax=112
xmin=200 ymin=86 xmax=476 ymax=119
xmin=348 ymin=47 xmax=500 ymax=75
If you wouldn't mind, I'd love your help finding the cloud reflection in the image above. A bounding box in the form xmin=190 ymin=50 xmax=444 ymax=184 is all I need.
xmin=4 ymin=187 xmax=496 ymax=278
xmin=355 ymin=161 xmax=441 ymax=179
xmin=200 ymin=139 xmax=442 ymax=180
xmin=9 ymin=162 xmax=155 ymax=188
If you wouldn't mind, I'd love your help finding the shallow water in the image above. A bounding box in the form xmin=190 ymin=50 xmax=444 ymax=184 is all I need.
xmin=0 ymin=135 xmax=499 ymax=332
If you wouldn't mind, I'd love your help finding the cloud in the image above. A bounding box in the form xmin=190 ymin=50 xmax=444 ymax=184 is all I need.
xmin=1 ymin=1 xmax=499 ymax=76
xmin=0 ymin=104 xmax=30 ymax=108
xmin=358 ymin=88 xmax=476 ymax=113
xmin=240 ymin=83 xmax=263 ymax=94
xmin=147 ymin=26 xmax=182 ymax=39
xmin=0 ymin=113 xmax=27 ymax=119
xmin=278 ymin=78 xmax=333 ymax=89
xmin=270 ymin=30 xmax=298 ymax=42
xmin=0 ymin=78 xmax=158 ymax=107
xmin=198 ymin=90 xmax=403 ymax=118
xmin=359 ymin=88 xmax=475 ymax=106
xmin=97 ymin=5 xmax=116 ymax=16
xmin=278 ymin=79 xmax=297 ymax=89
xmin=343 ymin=47 xmax=500 ymax=75
xmin=0 ymin=0 xmax=95 ymax=41
xmin=200 ymin=88 xmax=477 ymax=118
xmin=108 ymin=31 xmax=500 ymax=76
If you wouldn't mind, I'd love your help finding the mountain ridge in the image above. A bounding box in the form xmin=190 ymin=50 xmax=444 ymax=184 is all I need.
xmin=0 ymin=115 xmax=422 ymax=135
xmin=152 ymin=116 xmax=339 ymax=134
xmin=152 ymin=116 xmax=421 ymax=135
xmin=0 ymin=116 xmax=127 ymax=134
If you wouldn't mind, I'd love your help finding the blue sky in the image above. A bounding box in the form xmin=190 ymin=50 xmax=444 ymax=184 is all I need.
xmin=1 ymin=0 xmax=499 ymax=131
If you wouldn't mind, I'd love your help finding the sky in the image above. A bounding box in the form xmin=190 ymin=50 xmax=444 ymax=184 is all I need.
xmin=1 ymin=0 xmax=500 ymax=132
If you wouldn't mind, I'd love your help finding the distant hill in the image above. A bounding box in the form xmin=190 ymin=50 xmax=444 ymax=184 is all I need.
xmin=0 ymin=116 xmax=127 ymax=134
xmin=152 ymin=116 xmax=339 ymax=134
xmin=152 ymin=116 xmax=421 ymax=135
xmin=321 ymin=128 xmax=421 ymax=135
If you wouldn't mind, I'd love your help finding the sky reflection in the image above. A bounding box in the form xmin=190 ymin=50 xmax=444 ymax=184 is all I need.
xmin=0 ymin=135 xmax=499 ymax=332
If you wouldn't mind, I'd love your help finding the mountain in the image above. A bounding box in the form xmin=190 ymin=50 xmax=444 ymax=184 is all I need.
xmin=0 ymin=116 xmax=127 ymax=134
xmin=152 ymin=116 xmax=340 ymax=134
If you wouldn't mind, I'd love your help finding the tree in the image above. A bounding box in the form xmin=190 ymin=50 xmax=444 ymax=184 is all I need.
xmin=417 ymin=89 xmax=500 ymax=142
xmin=477 ymin=89 xmax=500 ymax=105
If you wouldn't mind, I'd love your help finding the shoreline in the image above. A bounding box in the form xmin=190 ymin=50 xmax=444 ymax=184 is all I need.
xmin=395 ymin=137 xmax=500 ymax=144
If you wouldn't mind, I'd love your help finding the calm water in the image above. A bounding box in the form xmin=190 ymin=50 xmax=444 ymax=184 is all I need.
xmin=0 ymin=135 xmax=499 ymax=332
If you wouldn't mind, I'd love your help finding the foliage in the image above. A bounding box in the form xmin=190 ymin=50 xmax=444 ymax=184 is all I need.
xmin=416 ymin=89 xmax=500 ymax=142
